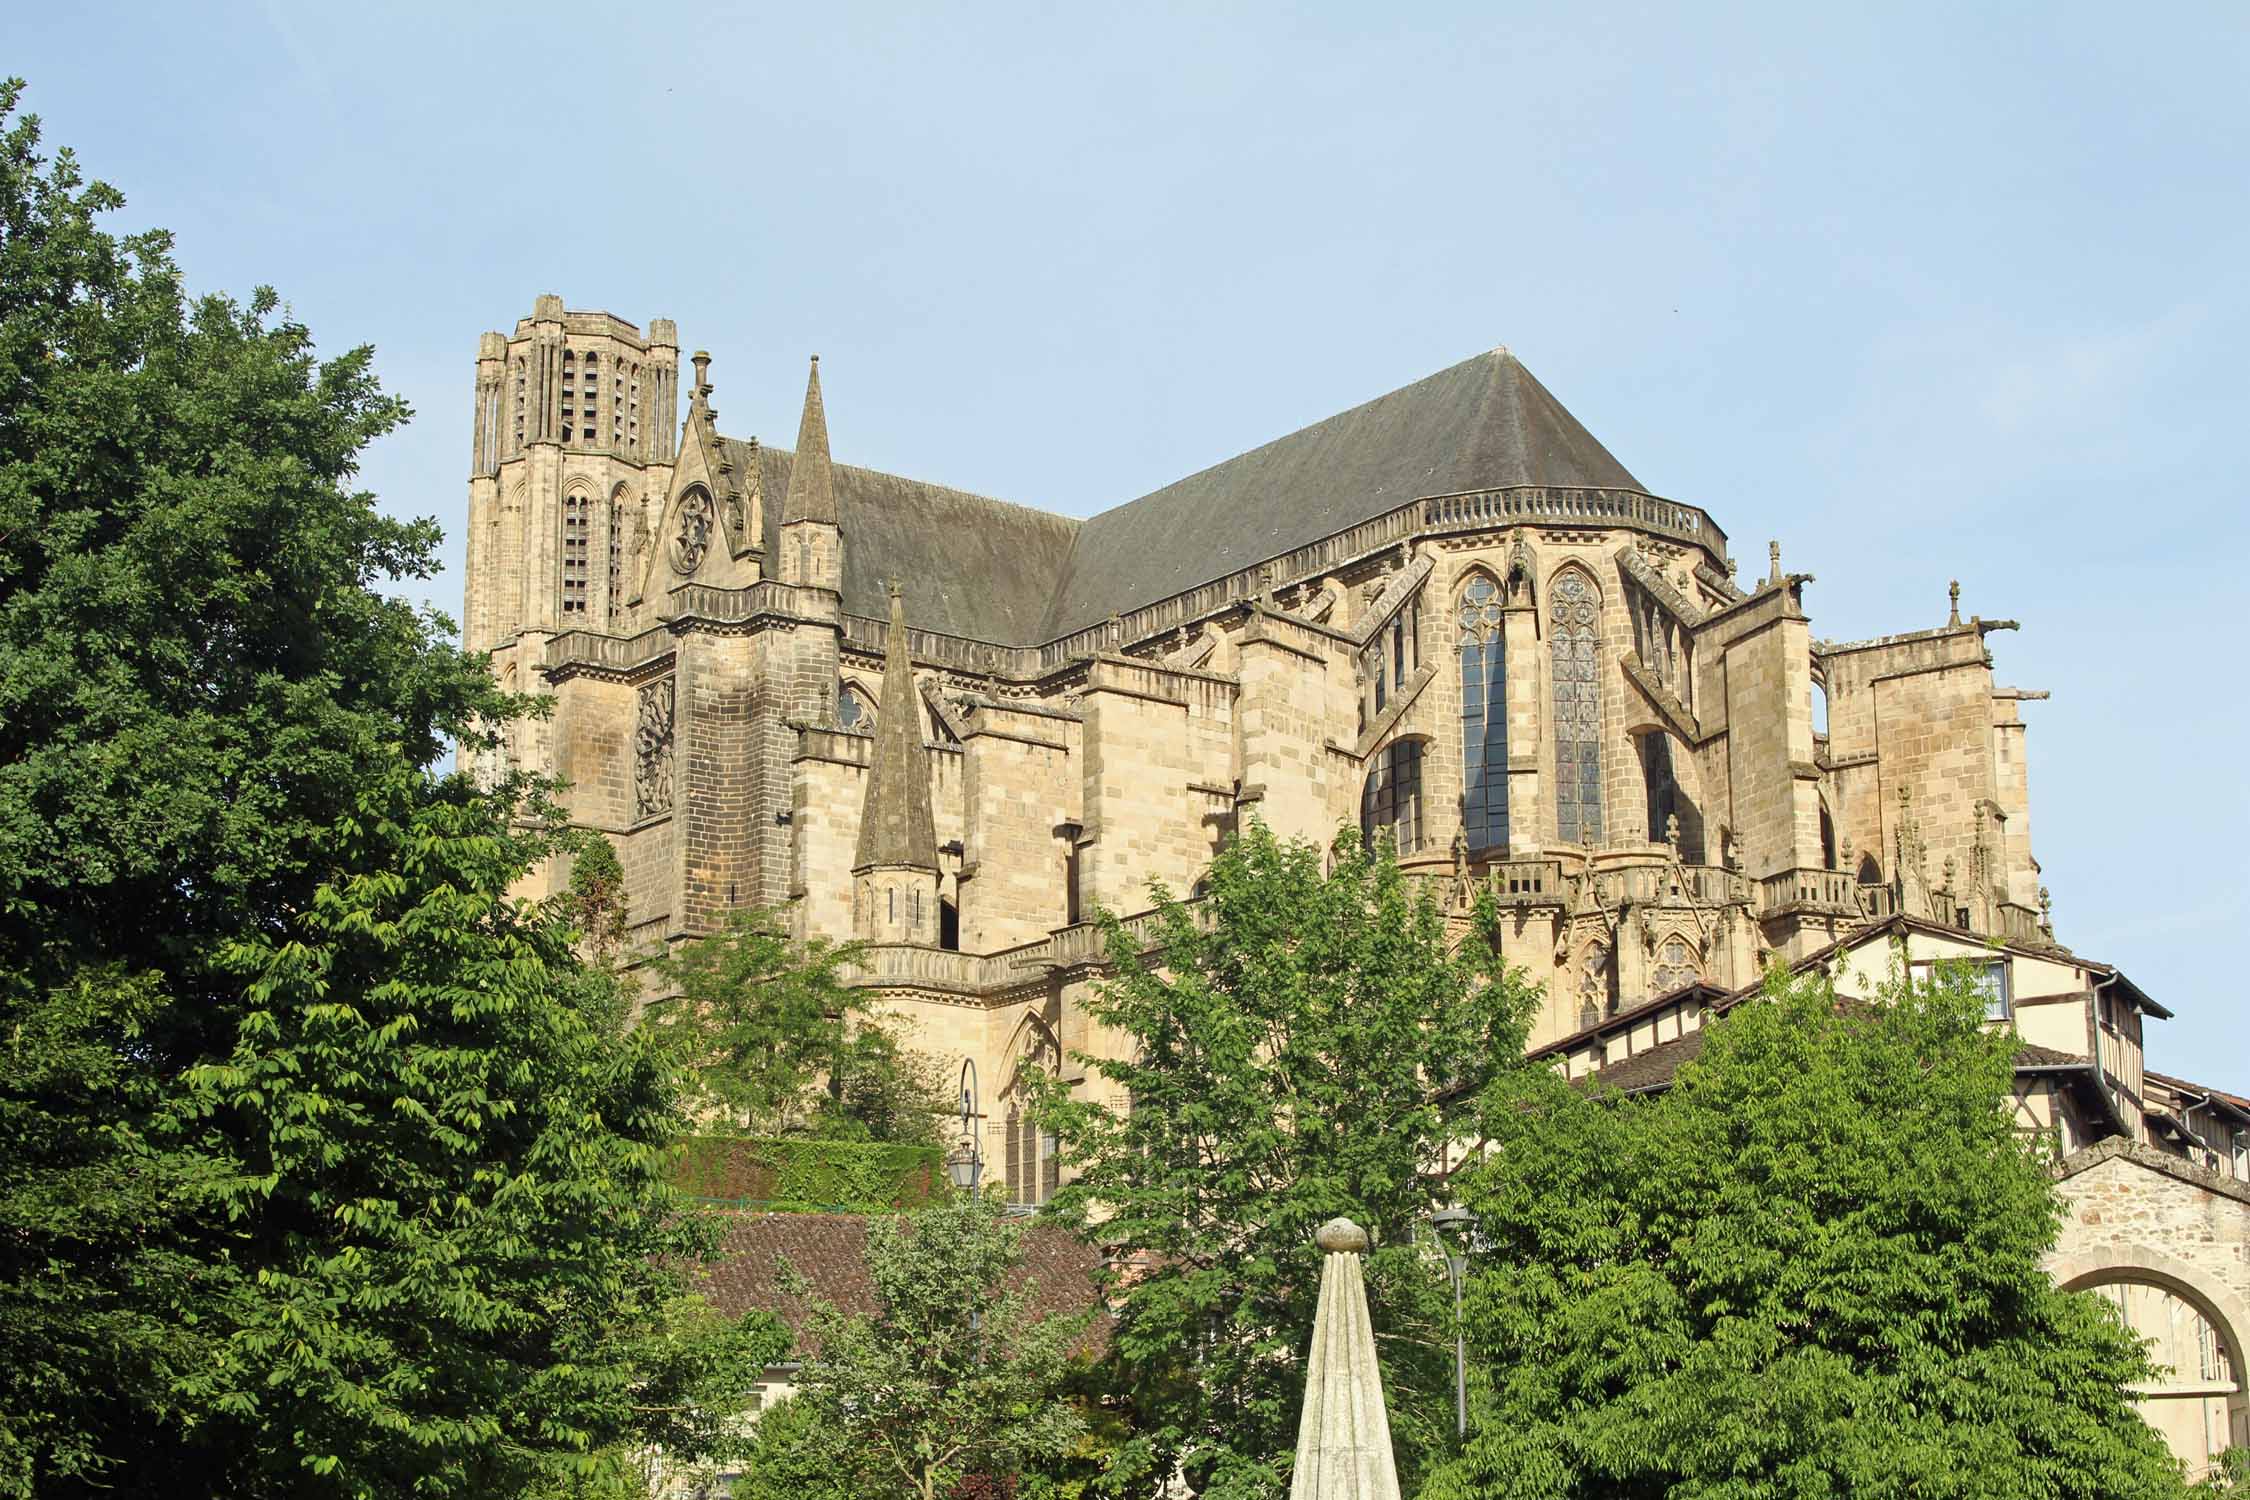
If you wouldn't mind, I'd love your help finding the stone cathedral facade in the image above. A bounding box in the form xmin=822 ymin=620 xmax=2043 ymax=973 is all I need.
xmin=466 ymin=297 xmax=2246 ymax=1471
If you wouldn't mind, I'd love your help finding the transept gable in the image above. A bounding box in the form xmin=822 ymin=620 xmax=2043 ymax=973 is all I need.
xmin=645 ymin=359 xmax=761 ymax=610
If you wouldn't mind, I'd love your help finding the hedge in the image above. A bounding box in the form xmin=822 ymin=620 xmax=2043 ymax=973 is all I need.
xmin=673 ymin=1135 xmax=944 ymax=1212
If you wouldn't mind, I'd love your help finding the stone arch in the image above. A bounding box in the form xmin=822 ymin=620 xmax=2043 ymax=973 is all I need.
xmin=2050 ymin=1245 xmax=2250 ymax=1467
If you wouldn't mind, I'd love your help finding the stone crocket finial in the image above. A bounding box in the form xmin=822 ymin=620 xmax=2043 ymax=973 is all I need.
xmin=1768 ymin=539 xmax=1783 ymax=586
xmin=690 ymin=350 xmax=712 ymax=404
xmin=1948 ymin=579 xmax=1962 ymax=627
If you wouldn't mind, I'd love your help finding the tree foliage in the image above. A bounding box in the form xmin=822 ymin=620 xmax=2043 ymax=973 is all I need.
xmin=0 ymin=81 xmax=773 ymax=1498
xmin=1029 ymin=822 xmax=1538 ymax=1499
xmin=1424 ymin=961 xmax=2192 ymax=1500
xmin=734 ymin=1192 xmax=1091 ymax=1500
xmin=648 ymin=907 xmax=951 ymax=1145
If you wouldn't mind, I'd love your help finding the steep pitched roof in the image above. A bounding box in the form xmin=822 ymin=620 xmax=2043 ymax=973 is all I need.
xmin=1040 ymin=348 xmax=1643 ymax=638
xmin=727 ymin=347 xmax=1639 ymax=646
xmin=736 ymin=439 xmax=1079 ymax=645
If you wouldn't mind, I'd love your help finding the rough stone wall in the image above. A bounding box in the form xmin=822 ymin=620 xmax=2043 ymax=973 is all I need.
xmin=1234 ymin=614 xmax=1347 ymax=851
xmin=1079 ymin=659 xmax=1233 ymax=913
xmin=676 ymin=634 xmax=757 ymax=933
xmin=960 ymin=705 xmax=1078 ymax=950
xmin=1707 ymin=587 xmax=1818 ymax=881
xmin=2048 ymin=1143 xmax=2250 ymax=1465
xmin=791 ymin=730 xmax=870 ymax=941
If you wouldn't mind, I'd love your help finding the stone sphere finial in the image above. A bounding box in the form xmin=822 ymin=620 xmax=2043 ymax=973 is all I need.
xmin=1315 ymin=1217 xmax=1369 ymax=1254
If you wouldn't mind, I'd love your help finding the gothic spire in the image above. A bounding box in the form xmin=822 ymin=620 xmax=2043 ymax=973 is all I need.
xmin=855 ymin=581 xmax=938 ymax=872
xmin=782 ymin=354 xmax=837 ymax=526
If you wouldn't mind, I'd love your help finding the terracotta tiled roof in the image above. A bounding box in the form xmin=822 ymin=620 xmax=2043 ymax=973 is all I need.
xmin=691 ymin=1211 xmax=1109 ymax=1358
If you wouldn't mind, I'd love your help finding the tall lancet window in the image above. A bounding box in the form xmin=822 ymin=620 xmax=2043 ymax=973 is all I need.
xmin=1457 ymin=573 xmax=1508 ymax=851
xmin=1551 ymin=567 xmax=1604 ymax=845
xmin=607 ymin=486 xmax=629 ymax=620
xmin=561 ymin=489 xmax=591 ymax=615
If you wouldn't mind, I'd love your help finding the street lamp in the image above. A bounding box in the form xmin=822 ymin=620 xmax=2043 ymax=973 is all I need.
xmin=1431 ymin=1203 xmax=1481 ymax=1442
xmin=945 ymin=1058 xmax=982 ymax=1193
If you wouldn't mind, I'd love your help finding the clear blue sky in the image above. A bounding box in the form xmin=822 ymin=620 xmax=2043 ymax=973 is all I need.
xmin=10 ymin=3 xmax=2246 ymax=1088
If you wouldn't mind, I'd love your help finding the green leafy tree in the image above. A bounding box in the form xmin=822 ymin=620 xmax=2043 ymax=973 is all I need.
xmin=1424 ymin=961 xmax=2191 ymax=1500
xmin=170 ymin=772 xmax=774 ymax=1496
xmin=648 ymin=907 xmax=950 ymax=1145
xmin=0 ymin=78 xmax=521 ymax=1497
xmin=1028 ymin=822 xmax=1538 ymax=1499
xmin=0 ymin=81 xmax=768 ymax=1498
xmin=734 ymin=1192 xmax=1091 ymax=1500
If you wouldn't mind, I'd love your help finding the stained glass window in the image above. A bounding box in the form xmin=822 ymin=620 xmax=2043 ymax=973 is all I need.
xmin=1457 ymin=574 xmax=1508 ymax=851
xmin=1551 ymin=568 xmax=1604 ymax=845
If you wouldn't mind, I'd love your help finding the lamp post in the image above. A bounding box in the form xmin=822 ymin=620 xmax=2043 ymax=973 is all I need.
xmin=945 ymin=1058 xmax=982 ymax=1193
xmin=1431 ymin=1203 xmax=1481 ymax=1442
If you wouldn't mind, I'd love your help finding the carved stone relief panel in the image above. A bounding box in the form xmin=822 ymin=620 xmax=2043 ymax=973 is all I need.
xmin=635 ymin=677 xmax=675 ymax=820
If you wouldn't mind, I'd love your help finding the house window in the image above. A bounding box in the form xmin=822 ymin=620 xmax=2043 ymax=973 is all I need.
xmin=1551 ymin=568 xmax=1604 ymax=845
xmin=1911 ymin=957 xmax=2012 ymax=1022
xmin=1360 ymin=739 xmax=1424 ymax=854
xmin=1457 ymin=573 xmax=1508 ymax=851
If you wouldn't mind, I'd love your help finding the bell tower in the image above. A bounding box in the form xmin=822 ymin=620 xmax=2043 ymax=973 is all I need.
xmin=464 ymin=295 xmax=681 ymax=655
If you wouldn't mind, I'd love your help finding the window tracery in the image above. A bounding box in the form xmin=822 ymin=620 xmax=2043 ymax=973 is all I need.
xmin=1652 ymin=936 xmax=1700 ymax=994
xmin=1457 ymin=572 xmax=1508 ymax=851
xmin=1551 ymin=568 xmax=1604 ymax=845
xmin=837 ymin=681 xmax=872 ymax=733
xmin=672 ymin=487 xmax=716 ymax=575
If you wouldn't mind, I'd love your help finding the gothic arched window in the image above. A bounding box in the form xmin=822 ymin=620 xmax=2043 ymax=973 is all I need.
xmin=561 ymin=489 xmax=591 ymax=615
xmin=1551 ymin=568 xmax=1605 ymax=846
xmin=1457 ymin=573 xmax=1508 ymax=851
xmin=1652 ymin=936 xmax=1700 ymax=994
xmin=837 ymin=681 xmax=873 ymax=733
xmin=607 ymin=486 xmax=629 ymax=619
xmin=1360 ymin=738 xmax=1424 ymax=854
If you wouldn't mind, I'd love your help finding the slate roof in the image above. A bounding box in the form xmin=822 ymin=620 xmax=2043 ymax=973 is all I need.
xmin=693 ymin=1212 xmax=1108 ymax=1359
xmin=722 ymin=347 xmax=1642 ymax=647
xmin=738 ymin=440 xmax=1080 ymax=646
xmin=1041 ymin=350 xmax=1643 ymax=639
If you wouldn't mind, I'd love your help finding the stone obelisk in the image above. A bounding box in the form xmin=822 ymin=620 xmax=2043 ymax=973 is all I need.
xmin=1289 ymin=1218 xmax=1401 ymax=1500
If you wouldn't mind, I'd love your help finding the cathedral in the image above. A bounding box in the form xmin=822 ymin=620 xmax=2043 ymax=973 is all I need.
xmin=464 ymin=295 xmax=2246 ymax=1472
